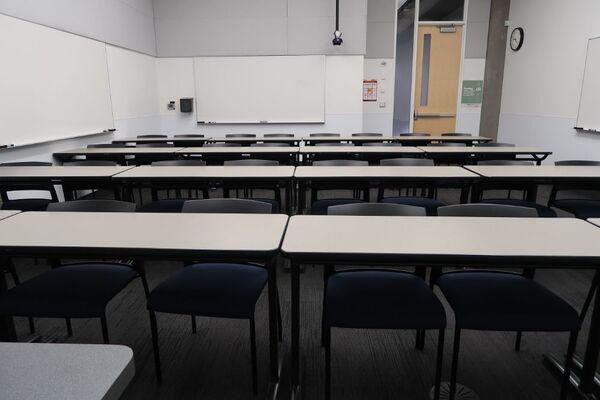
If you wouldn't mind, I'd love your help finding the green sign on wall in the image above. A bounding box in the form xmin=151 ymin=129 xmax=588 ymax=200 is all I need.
xmin=461 ymin=80 xmax=484 ymax=104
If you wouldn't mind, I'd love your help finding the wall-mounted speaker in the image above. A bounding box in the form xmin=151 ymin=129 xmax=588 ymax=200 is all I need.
xmin=180 ymin=98 xmax=193 ymax=113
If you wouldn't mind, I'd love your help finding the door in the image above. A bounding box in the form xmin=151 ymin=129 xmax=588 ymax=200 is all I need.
xmin=413 ymin=25 xmax=463 ymax=135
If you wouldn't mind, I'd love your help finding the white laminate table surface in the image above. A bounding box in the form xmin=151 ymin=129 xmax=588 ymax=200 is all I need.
xmin=176 ymin=147 xmax=299 ymax=154
xmin=465 ymin=165 xmax=600 ymax=178
xmin=294 ymin=166 xmax=478 ymax=179
xmin=0 ymin=212 xmax=289 ymax=254
xmin=0 ymin=210 xmax=20 ymax=221
xmin=113 ymin=165 xmax=295 ymax=179
xmin=418 ymin=146 xmax=551 ymax=154
xmin=282 ymin=216 xmax=600 ymax=261
xmin=0 ymin=342 xmax=135 ymax=400
xmin=0 ymin=166 xmax=134 ymax=178
xmin=299 ymin=146 xmax=423 ymax=154
xmin=57 ymin=147 xmax=185 ymax=154
xmin=401 ymin=135 xmax=491 ymax=142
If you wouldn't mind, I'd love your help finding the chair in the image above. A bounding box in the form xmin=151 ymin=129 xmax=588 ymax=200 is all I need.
xmin=323 ymin=203 xmax=445 ymax=400
xmin=0 ymin=200 xmax=146 ymax=343
xmin=475 ymin=142 xmax=516 ymax=147
xmin=310 ymin=133 xmax=340 ymax=137
xmin=136 ymin=143 xmax=174 ymax=148
xmin=264 ymin=133 xmax=294 ymax=138
xmin=151 ymin=160 xmax=206 ymax=166
xmin=309 ymin=160 xmax=369 ymax=214
xmin=225 ymin=134 xmax=256 ymax=138
xmin=204 ymin=143 xmax=242 ymax=147
xmin=436 ymin=203 xmax=578 ymax=400
xmin=87 ymin=144 xmax=134 ymax=148
xmin=62 ymin=161 xmax=118 ymax=166
xmin=314 ymin=142 xmax=353 ymax=147
xmin=222 ymin=159 xmax=282 ymax=212
xmin=172 ymin=134 xmax=206 ymax=146
xmin=441 ymin=133 xmax=471 ymax=137
xmin=147 ymin=199 xmax=280 ymax=394
xmin=250 ymin=143 xmax=289 ymax=147
xmin=138 ymin=134 xmax=168 ymax=138
xmin=351 ymin=133 xmax=383 ymax=137
xmin=377 ymin=158 xmax=446 ymax=215
xmin=0 ymin=161 xmax=58 ymax=211
xmin=362 ymin=142 xmax=402 ymax=146
xmin=173 ymin=134 xmax=204 ymax=138
xmin=548 ymin=161 xmax=600 ymax=219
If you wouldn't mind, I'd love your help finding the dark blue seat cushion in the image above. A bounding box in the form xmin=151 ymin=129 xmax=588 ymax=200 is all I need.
xmin=147 ymin=263 xmax=268 ymax=319
xmin=437 ymin=271 xmax=579 ymax=332
xmin=243 ymin=198 xmax=279 ymax=213
xmin=325 ymin=270 xmax=446 ymax=330
xmin=381 ymin=197 xmax=446 ymax=216
xmin=480 ymin=199 xmax=557 ymax=217
xmin=0 ymin=263 xmax=137 ymax=318
xmin=138 ymin=199 xmax=186 ymax=213
xmin=1 ymin=199 xmax=52 ymax=211
xmin=311 ymin=199 xmax=364 ymax=215
xmin=552 ymin=199 xmax=600 ymax=219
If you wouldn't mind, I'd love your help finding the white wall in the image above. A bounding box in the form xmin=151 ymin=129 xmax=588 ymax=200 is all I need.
xmin=0 ymin=0 xmax=156 ymax=55
xmin=157 ymin=56 xmax=364 ymax=136
xmin=153 ymin=0 xmax=367 ymax=57
xmin=498 ymin=0 xmax=600 ymax=162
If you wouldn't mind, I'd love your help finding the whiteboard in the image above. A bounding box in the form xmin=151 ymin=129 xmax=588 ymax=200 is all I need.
xmin=194 ymin=56 xmax=325 ymax=124
xmin=577 ymin=37 xmax=600 ymax=132
xmin=0 ymin=14 xmax=114 ymax=147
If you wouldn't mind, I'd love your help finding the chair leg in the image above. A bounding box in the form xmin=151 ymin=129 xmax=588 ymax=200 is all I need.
xmin=433 ymin=329 xmax=445 ymax=400
xmin=149 ymin=310 xmax=162 ymax=383
xmin=191 ymin=315 xmax=197 ymax=334
xmin=515 ymin=331 xmax=522 ymax=352
xmin=276 ymin=292 xmax=283 ymax=342
xmin=416 ymin=329 xmax=425 ymax=350
xmin=449 ymin=328 xmax=461 ymax=400
xmin=249 ymin=317 xmax=258 ymax=396
xmin=8 ymin=259 xmax=20 ymax=285
xmin=100 ymin=315 xmax=110 ymax=344
xmin=560 ymin=330 xmax=579 ymax=400
xmin=66 ymin=318 xmax=73 ymax=337
xmin=135 ymin=261 xmax=150 ymax=298
xmin=321 ymin=264 xmax=334 ymax=347
xmin=28 ymin=317 xmax=35 ymax=334
xmin=325 ymin=325 xmax=332 ymax=400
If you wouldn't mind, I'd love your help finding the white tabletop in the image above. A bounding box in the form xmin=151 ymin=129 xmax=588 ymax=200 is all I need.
xmin=282 ymin=216 xmax=600 ymax=262
xmin=294 ymin=166 xmax=478 ymax=179
xmin=209 ymin=137 xmax=299 ymax=142
xmin=0 ymin=166 xmax=134 ymax=178
xmin=0 ymin=210 xmax=20 ymax=221
xmin=587 ymin=219 xmax=600 ymax=228
xmin=0 ymin=212 xmax=288 ymax=255
xmin=466 ymin=165 xmax=600 ymax=178
xmin=301 ymin=135 xmax=394 ymax=141
xmin=177 ymin=147 xmax=299 ymax=154
xmin=418 ymin=146 xmax=551 ymax=154
xmin=299 ymin=146 xmax=423 ymax=154
xmin=0 ymin=342 xmax=134 ymax=400
xmin=405 ymin=135 xmax=491 ymax=142
xmin=57 ymin=147 xmax=184 ymax=154
xmin=113 ymin=165 xmax=295 ymax=179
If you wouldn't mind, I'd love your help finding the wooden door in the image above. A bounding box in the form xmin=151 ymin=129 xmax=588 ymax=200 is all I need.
xmin=413 ymin=25 xmax=463 ymax=135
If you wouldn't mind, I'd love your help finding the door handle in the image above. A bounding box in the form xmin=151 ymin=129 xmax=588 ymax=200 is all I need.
xmin=413 ymin=111 xmax=456 ymax=118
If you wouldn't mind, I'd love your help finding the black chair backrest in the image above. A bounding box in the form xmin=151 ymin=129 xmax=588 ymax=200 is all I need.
xmin=138 ymin=134 xmax=168 ymax=138
xmin=63 ymin=161 xmax=118 ymax=166
xmin=477 ymin=160 xmax=534 ymax=166
xmin=225 ymin=134 xmax=256 ymax=138
xmin=475 ymin=142 xmax=515 ymax=147
xmin=136 ymin=143 xmax=174 ymax=148
xmin=441 ymin=133 xmax=472 ymax=137
xmin=427 ymin=143 xmax=467 ymax=147
xmin=151 ymin=160 xmax=207 ymax=166
xmin=380 ymin=158 xmax=434 ymax=166
xmin=328 ymin=202 xmax=426 ymax=216
xmin=182 ymin=198 xmax=272 ymax=214
xmin=310 ymin=133 xmax=340 ymax=137
xmin=362 ymin=142 xmax=402 ymax=146
xmin=88 ymin=144 xmax=134 ymax=148
xmin=438 ymin=203 xmax=538 ymax=217
xmin=555 ymin=160 xmax=600 ymax=166
xmin=313 ymin=160 xmax=369 ymax=166
xmin=204 ymin=143 xmax=242 ymax=147
xmin=351 ymin=133 xmax=383 ymax=137
xmin=399 ymin=133 xmax=430 ymax=136
xmin=173 ymin=134 xmax=204 ymax=138
xmin=0 ymin=161 xmax=52 ymax=166
xmin=224 ymin=159 xmax=280 ymax=166
xmin=47 ymin=200 xmax=136 ymax=212
xmin=264 ymin=133 xmax=294 ymax=138
xmin=250 ymin=143 xmax=290 ymax=147
xmin=314 ymin=142 xmax=353 ymax=147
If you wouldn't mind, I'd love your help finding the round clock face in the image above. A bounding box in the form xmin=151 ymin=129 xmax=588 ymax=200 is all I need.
xmin=510 ymin=27 xmax=524 ymax=51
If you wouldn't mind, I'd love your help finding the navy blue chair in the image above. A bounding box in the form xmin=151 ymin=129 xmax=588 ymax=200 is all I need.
xmin=138 ymin=134 xmax=168 ymax=138
xmin=250 ymin=142 xmax=289 ymax=147
xmin=436 ymin=203 xmax=579 ymax=400
xmin=147 ymin=199 xmax=280 ymax=394
xmin=309 ymin=160 xmax=369 ymax=215
xmin=0 ymin=161 xmax=58 ymax=211
xmin=351 ymin=133 xmax=383 ymax=137
xmin=310 ymin=133 xmax=340 ymax=137
xmin=549 ymin=160 xmax=600 ymax=219
xmin=223 ymin=159 xmax=282 ymax=213
xmin=377 ymin=158 xmax=446 ymax=215
xmin=225 ymin=134 xmax=256 ymax=138
xmin=264 ymin=133 xmax=294 ymax=137
xmin=204 ymin=142 xmax=242 ymax=147
xmin=324 ymin=203 xmax=445 ymax=400
xmin=0 ymin=200 xmax=145 ymax=343
xmin=441 ymin=133 xmax=471 ymax=137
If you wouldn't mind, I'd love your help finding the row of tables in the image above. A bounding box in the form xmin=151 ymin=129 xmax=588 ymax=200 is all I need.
xmin=2 ymin=211 xmax=600 ymax=399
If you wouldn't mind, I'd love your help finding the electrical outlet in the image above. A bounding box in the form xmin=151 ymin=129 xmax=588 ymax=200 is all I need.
xmin=167 ymin=101 xmax=176 ymax=111
xmin=379 ymin=102 xmax=386 ymax=108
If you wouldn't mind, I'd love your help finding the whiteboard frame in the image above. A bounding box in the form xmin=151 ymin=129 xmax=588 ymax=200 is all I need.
xmin=575 ymin=35 xmax=600 ymax=133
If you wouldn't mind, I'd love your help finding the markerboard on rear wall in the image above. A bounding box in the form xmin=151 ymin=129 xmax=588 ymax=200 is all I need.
xmin=194 ymin=56 xmax=326 ymax=124
xmin=576 ymin=37 xmax=600 ymax=132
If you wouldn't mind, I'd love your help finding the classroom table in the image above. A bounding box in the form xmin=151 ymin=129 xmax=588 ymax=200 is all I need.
xmin=397 ymin=135 xmax=492 ymax=145
xmin=301 ymin=135 xmax=492 ymax=146
xmin=177 ymin=146 xmax=300 ymax=164
xmin=0 ymin=211 xmax=288 ymax=397
xmin=293 ymin=166 xmax=479 ymax=213
xmin=0 ymin=166 xmax=135 ymax=200
xmin=112 ymin=137 xmax=210 ymax=146
xmin=53 ymin=147 xmax=185 ymax=164
xmin=465 ymin=165 xmax=600 ymax=203
xmin=0 ymin=210 xmax=20 ymax=221
xmin=206 ymin=136 xmax=301 ymax=146
xmin=418 ymin=146 xmax=552 ymax=165
xmin=113 ymin=165 xmax=296 ymax=213
xmin=0 ymin=342 xmax=135 ymax=400
xmin=281 ymin=216 xmax=600 ymax=399
xmin=299 ymin=145 xmax=424 ymax=164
